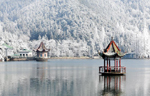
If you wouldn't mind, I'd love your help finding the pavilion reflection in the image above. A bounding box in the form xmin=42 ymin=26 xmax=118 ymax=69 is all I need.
xmin=99 ymin=75 xmax=126 ymax=96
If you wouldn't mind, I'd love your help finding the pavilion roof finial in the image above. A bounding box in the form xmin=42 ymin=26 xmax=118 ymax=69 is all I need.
xmin=111 ymin=37 xmax=113 ymax=41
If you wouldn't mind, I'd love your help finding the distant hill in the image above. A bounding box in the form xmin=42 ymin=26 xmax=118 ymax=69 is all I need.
xmin=0 ymin=0 xmax=150 ymax=58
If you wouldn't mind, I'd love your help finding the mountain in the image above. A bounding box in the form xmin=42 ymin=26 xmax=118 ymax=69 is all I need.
xmin=0 ymin=0 xmax=150 ymax=58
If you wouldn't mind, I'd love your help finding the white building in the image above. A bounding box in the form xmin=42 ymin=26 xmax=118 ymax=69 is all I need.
xmin=18 ymin=49 xmax=32 ymax=57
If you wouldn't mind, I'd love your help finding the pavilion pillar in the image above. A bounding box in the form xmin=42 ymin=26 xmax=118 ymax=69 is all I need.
xmin=116 ymin=60 xmax=118 ymax=71
xmin=114 ymin=59 xmax=116 ymax=71
xmin=107 ymin=58 xmax=108 ymax=72
xmin=115 ymin=59 xmax=118 ymax=72
xmin=119 ymin=58 xmax=121 ymax=72
xmin=109 ymin=59 xmax=111 ymax=72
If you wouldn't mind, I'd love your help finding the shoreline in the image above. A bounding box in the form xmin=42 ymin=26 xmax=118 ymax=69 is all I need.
xmin=50 ymin=57 xmax=96 ymax=59
xmin=49 ymin=57 xmax=150 ymax=60
xmin=2 ymin=56 xmax=150 ymax=62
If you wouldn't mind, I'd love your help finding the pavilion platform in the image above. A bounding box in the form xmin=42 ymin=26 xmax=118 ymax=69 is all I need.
xmin=99 ymin=63 xmax=126 ymax=76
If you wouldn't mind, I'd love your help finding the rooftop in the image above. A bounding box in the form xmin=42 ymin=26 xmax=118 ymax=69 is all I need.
xmin=35 ymin=42 xmax=50 ymax=52
xmin=99 ymin=37 xmax=126 ymax=58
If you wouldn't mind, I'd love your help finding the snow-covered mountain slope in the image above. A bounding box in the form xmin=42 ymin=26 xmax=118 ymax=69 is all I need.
xmin=0 ymin=0 xmax=150 ymax=58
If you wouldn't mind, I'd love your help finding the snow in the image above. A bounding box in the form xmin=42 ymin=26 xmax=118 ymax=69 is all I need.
xmin=0 ymin=0 xmax=150 ymax=59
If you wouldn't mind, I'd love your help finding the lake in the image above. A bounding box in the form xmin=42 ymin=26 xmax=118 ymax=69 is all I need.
xmin=0 ymin=59 xmax=150 ymax=96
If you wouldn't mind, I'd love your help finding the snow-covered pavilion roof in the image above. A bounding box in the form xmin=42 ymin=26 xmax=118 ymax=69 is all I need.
xmin=35 ymin=42 xmax=50 ymax=52
xmin=99 ymin=37 xmax=126 ymax=59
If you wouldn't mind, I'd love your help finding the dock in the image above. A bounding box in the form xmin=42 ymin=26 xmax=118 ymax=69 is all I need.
xmin=4 ymin=56 xmax=35 ymax=61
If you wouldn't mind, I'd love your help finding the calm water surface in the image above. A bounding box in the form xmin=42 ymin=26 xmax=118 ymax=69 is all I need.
xmin=0 ymin=59 xmax=150 ymax=96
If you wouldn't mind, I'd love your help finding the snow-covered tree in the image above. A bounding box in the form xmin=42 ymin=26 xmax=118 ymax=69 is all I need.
xmin=0 ymin=0 xmax=150 ymax=58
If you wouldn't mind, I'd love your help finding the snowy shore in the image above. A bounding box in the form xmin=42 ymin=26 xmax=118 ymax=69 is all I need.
xmin=50 ymin=56 xmax=100 ymax=59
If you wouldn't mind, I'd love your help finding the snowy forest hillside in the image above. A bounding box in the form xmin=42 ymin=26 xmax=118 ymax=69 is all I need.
xmin=0 ymin=0 xmax=150 ymax=58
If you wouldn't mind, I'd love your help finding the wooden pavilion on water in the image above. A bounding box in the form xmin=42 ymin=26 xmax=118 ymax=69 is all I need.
xmin=98 ymin=37 xmax=126 ymax=75
xmin=35 ymin=42 xmax=50 ymax=61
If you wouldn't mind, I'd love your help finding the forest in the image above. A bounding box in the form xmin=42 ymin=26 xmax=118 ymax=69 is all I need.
xmin=0 ymin=0 xmax=150 ymax=59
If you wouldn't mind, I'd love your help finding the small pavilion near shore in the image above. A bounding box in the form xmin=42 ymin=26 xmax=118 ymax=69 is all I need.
xmin=98 ymin=37 xmax=126 ymax=75
xmin=34 ymin=42 xmax=50 ymax=61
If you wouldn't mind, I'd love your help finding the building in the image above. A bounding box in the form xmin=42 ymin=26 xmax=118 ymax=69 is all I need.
xmin=35 ymin=42 xmax=50 ymax=61
xmin=18 ymin=49 xmax=32 ymax=57
xmin=98 ymin=37 xmax=126 ymax=75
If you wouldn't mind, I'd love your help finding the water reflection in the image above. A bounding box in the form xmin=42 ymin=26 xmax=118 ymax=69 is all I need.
xmin=99 ymin=76 xmax=126 ymax=96
xmin=1 ymin=59 xmax=149 ymax=96
xmin=0 ymin=61 xmax=100 ymax=96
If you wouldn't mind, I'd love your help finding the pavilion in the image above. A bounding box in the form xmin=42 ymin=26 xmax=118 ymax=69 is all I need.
xmin=98 ymin=37 xmax=126 ymax=75
xmin=35 ymin=42 xmax=50 ymax=61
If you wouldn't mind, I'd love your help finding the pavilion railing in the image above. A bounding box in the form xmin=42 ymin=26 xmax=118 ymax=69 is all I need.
xmin=99 ymin=66 xmax=126 ymax=73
